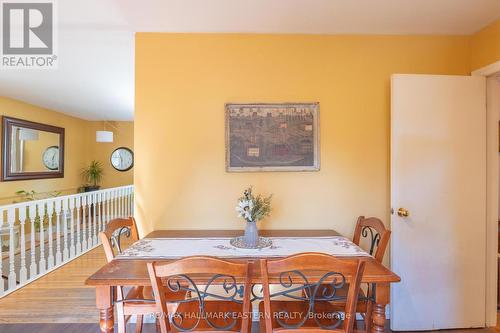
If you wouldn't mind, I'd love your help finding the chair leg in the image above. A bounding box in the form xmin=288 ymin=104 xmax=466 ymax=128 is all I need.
xmin=155 ymin=318 xmax=160 ymax=333
xmin=135 ymin=315 xmax=143 ymax=333
xmin=158 ymin=316 xmax=169 ymax=333
xmin=365 ymin=301 xmax=373 ymax=333
xmin=117 ymin=303 xmax=126 ymax=333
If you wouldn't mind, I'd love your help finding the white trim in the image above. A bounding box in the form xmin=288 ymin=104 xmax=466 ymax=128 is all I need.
xmin=485 ymin=75 xmax=500 ymax=327
xmin=475 ymin=60 xmax=500 ymax=328
xmin=472 ymin=60 xmax=500 ymax=77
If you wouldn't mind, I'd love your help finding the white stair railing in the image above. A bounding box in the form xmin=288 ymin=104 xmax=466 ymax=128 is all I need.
xmin=0 ymin=185 xmax=134 ymax=298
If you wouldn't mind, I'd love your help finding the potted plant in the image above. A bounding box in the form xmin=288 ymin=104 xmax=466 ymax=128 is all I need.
xmin=81 ymin=160 xmax=104 ymax=192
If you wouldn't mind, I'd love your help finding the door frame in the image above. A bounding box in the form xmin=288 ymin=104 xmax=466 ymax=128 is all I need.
xmin=472 ymin=60 xmax=500 ymax=327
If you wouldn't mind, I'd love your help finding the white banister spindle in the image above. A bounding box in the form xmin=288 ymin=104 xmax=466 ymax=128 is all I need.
xmin=87 ymin=194 xmax=93 ymax=247
xmin=69 ymin=198 xmax=75 ymax=257
xmin=130 ymin=187 xmax=134 ymax=216
xmin=18 ymin=208 xmax=27 ymax=284
xmin=38 ymin=203 xmax=46 ymax=274
xmin=102 ymin=191 xmax=110 ymax=229
xmin=123 ymin=188 xmax=128 ymax=217
xmin=0 ymin=209 xmax=4 ymax=295
xmin=114 ymin=190 xmax=118 ymax=219
xmin=47 ymin=200 xmax=57 ymax=269
xmin=62 ymin=199 xmax=69 ymax=261
xmin=109 ymin=191 xmax=114 ymax=220
xmin=76 ymin=196 xmax=82 ymax=254
xmin=114 ymin=189 xmax=118 ymax=218
xmin=123 ymin=188 xmax=127 ymax=217
xmin=127 ymin=187 xmax=131 ymax=214
xmin=96 ymin=192 xmax=102 ymax=235
xmin=109 ymin=191 xmax=113 ymax=220
xmin=81 ymin=196 xmax=87 ymax=251
xmin=115 ymin=189 xmax=119 ymax=218
xmin=119 ymin=188 xmax=123 ymax=217
xmin=92 ymin=193 xmax=97 ymax=246
xmin=7 ymin=208 xmax=16 ymax=290
xmin=131 ymin=186 xmax=134 ymax=215
xmin=101 ymin=192 xmax=106 ymax=232
xmin=100 ymin=192 xmax=105 ymax=230
xmin=28 ymin=205 xmax=37 ymax=279
xmin=119 ymin=189 xmax=122 ymax=217
xmin=111 ymin=189 xmax=118 ymax=219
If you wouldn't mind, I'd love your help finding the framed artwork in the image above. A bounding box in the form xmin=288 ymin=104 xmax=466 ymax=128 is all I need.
xmin=225 ymin=103 xmax=320 ymax=172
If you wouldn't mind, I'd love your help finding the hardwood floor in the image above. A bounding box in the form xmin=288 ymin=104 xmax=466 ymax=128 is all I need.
xmin=0 ymin=243 xmax=498 ymax=332
xmin=0 ymin=245 xmax=107 ymax=323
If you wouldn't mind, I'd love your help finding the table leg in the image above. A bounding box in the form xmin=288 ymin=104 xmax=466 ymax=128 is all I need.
xmin=372 ymin=303 xmax=386 ymax=333
xmin=371 ymin=283 xmax=389 ymax=333
xmin=96 ymin=286 xmax=114 ymax=333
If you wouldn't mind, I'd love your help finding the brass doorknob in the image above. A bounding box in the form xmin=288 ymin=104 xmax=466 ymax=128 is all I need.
xmin=397 ymin=208 xmax=410 ymax=217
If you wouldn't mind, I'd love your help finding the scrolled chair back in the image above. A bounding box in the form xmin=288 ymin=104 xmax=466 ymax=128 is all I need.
xmin=260 ymin=252 xmax=365 ymax=333
xmin=147 ymin=256 xmax=252 ymax=333
xmin=99 ymin=217 xmax=139 ymax=262
xmin=352 ymin=216 xmax=391 ymax=263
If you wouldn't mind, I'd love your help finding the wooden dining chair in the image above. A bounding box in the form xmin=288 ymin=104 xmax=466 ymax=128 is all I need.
xmin=307 ymin=216 xmax=391 ymax=331
xmin=99 ymin=217 xmax=157 ymax=333
xmin=352 ymin=216 xmax=391 ymax=263
xmin=350 ymin=216 xmax=391 ymax=331
xmin=260 ymin=252 xmax=366 ymax=333
xmin=100 ymin=217 xmax=140 ymax=262
xmin=147 ymin=256 xmax=253 ymax=333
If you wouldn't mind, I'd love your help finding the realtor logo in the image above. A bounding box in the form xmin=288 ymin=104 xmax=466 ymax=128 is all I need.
xmin=1 ymin=0 xmax=57 ymax=68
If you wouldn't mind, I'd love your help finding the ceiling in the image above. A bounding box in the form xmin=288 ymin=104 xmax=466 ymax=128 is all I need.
xmin=1 ymin=0 xmax=499 ymax=121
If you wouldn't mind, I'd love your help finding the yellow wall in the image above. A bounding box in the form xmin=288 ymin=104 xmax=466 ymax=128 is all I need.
xmin=85 ymin=121 xmax=134 ymax=189
xmin=471 ymin=20 xmax=500 ymax=70
xmin=0 ymin=97 xmax=134 ymax=204
xmin=135 ymin=33 xmax=471 ymax=237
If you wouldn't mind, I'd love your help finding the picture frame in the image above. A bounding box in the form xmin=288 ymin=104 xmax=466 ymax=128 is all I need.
xmin=225 ymin=103 xmax=320 ymax=172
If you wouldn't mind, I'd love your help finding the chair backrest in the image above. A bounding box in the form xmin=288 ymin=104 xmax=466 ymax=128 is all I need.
xmin=260 ymin=252 xmax=365 ymax=333
xmin=98 ymin=217 xmax=139 ymax=262
xmin=147 ymin=256 xmax=252 ymax=333
xmin=352 ymin=216 xmax=391 ymax=262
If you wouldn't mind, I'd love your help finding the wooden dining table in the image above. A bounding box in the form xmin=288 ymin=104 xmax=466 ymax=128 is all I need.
xmin=86 ymin=229 xmax=400 ymax=333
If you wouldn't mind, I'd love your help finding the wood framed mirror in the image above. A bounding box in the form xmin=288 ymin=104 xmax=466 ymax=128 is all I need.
xmin=2 ymin=116 xmax=65 ymax=181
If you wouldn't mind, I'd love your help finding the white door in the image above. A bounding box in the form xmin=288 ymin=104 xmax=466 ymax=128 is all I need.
xmin=390 ymin=74 xmax=486 ymax=330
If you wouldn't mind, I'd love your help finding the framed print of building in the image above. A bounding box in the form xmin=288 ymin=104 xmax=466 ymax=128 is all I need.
xmin=225 ymin=103 xmax=320 ymax=172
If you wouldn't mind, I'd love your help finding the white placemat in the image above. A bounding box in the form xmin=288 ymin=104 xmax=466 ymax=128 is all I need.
xmin=115 ymin=236 xmax=370 ymax=259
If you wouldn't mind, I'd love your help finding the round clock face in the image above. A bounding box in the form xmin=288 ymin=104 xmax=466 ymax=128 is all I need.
xmin=42 ymin=146 xmax=59 ymax=171
xmin=111 ymin=147 xmax=133 ymax=171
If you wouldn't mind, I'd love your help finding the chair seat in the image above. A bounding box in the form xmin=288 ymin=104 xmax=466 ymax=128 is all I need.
xmin=169 ymin=300 xmax=245 ymax=332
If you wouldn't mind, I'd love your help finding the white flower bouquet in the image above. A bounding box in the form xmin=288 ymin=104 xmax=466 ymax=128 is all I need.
xmin=236 ymin=187 xmax=272 ymax=223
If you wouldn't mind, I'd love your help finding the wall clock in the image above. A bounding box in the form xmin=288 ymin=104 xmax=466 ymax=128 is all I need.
xmin=42 ymin=146 xmax=60 ymax=170
xmin=110 ymin=147 xmax=133 ymax=171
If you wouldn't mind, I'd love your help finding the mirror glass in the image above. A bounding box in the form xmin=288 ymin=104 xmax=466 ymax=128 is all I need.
xmin=10 ymin=126 xmax=61 ymax=173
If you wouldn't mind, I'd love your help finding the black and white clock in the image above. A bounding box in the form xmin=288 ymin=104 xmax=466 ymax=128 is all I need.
xmin=42 ymin=146 xmax=60 ymax=170
xmin=110 ymin=147 xmax=134 ymax=171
